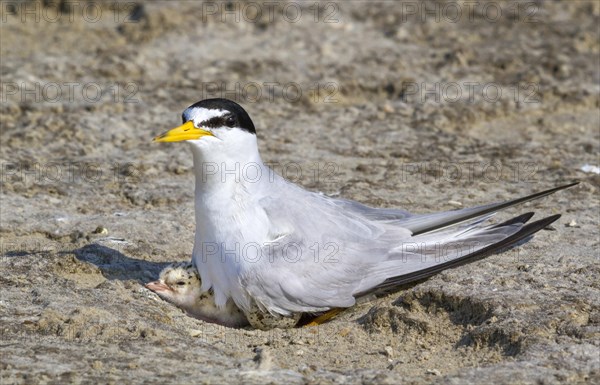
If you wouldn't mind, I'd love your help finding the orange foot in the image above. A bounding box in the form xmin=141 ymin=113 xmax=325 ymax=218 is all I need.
xmin=304 ymin=308 xmax=344 ymax=327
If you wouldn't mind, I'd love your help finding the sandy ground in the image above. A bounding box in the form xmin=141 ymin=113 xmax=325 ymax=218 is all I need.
xmin=1 ymin=1 xmax=599 ymax=384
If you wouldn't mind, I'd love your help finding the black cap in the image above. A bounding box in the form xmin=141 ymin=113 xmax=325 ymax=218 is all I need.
xmin=182 ymin=98 xmax=256 ymax=134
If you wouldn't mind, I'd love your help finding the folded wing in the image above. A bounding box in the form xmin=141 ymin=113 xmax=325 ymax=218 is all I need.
xmin=242 ymin=182 xmax=576 ymax=315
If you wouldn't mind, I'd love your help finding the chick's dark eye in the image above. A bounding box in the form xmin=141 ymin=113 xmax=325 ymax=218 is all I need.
xmin=226 ymin=116 xmax=236 ymax=127
xmin=176 ymin=281 xmax=186 ymax=286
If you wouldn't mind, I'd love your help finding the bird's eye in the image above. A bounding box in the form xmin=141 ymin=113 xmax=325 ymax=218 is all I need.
xmin=176 ymin=281 xmax=186 ymax=286
xmin=226 ymin=116 xmax=236 ymax=127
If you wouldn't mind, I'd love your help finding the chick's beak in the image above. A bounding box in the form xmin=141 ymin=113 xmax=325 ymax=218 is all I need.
xmin=145 ymin=281 xmax=172 ymax=293
xmin=153 ymin=121 xmax=213 ymax=142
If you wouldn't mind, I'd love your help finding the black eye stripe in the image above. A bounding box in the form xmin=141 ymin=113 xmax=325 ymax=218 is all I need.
xmin=200 ymin=116 xmax=233 ymax=128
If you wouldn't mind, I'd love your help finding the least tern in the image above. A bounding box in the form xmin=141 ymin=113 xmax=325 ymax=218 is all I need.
xmin=145 ymin=262 xmax=248 ymax=328
xmin=154 ymin=98 xmax=577 ymax=330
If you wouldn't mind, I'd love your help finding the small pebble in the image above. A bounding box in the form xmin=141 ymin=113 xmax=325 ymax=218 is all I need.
xmin=93 ymin=226 xmax=108 ymax=234
xmin=426 ymin=369 xmax=441 ymax=376
xmin=383 ymin=346 xmax=394 ymax=358
xmin=253 ymin=347 xmax=273 ymax=371
xmin=517 ymin=264 xmax=531 ymax=271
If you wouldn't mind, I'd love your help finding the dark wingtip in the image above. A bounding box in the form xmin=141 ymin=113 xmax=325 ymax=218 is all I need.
xmin=550 ymin=181 xmax=579 ymax=191
xmin=360 ymin=213 xmax=565 ymax=297
xmin=492 ymin=212 xmax=535 ymax=228
xmin=529 ymin=214 xmax=561 ymax=230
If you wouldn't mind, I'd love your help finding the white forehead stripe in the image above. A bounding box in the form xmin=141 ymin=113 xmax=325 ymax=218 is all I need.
xmin=184 ymin=107 xmax=228 ymax=124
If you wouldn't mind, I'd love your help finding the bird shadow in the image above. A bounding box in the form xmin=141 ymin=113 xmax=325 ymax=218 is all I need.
xmin=73 ymin=243 xmax=172 ymax=283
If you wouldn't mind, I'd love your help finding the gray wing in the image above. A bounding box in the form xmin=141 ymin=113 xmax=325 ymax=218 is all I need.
xmin=242 ymin=181 xmax=576 ymax=315
xmin=332 ymin=198 xmax=412 ymax=220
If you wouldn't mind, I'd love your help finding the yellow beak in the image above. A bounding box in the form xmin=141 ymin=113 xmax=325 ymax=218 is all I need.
xmin=153 ymin=121 xmax=214 ymax=142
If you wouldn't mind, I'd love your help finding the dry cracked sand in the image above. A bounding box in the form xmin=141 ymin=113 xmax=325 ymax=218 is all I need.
xmin=1 ymin=1 xmax=599 ymax=384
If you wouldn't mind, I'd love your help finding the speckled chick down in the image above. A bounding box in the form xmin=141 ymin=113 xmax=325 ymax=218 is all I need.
xmin=146 ymin=262 xmax=301 ymax=329
xmin=146 ymin=262 xmax=249 ymax=328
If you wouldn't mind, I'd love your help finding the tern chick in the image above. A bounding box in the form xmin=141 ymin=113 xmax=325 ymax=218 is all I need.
xmin=145 ymin=262 xmax=248 ymax=328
